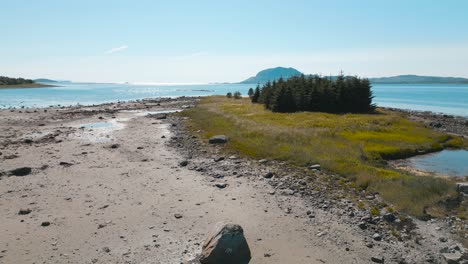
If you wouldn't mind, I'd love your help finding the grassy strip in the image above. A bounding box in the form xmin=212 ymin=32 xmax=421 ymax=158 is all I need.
xmin=181 ymin=96 xmax=467 ymax=217
xmin=0 ymin=83 xmax=56 ymax=89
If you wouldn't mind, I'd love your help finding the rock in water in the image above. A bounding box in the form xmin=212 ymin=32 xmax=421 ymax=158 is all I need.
xmin=208 ymin=135 xmax=228 ymax=144
xmin=199 ymin=223 xmax=251 ymax=264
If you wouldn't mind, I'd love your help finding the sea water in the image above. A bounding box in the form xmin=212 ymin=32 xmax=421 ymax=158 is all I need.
xmin=0 ymin=82 xmax=467 ymax=116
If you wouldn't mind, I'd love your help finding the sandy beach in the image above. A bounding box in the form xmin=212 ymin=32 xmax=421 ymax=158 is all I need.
xmin=0 ymin=98 xmax=466 ymax=264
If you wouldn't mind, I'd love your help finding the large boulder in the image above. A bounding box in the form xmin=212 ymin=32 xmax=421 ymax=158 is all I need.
xmin=208 ymin=135 xmax=228 ymax=144
xmin=199 ymin=223 xmax=251 ymax=264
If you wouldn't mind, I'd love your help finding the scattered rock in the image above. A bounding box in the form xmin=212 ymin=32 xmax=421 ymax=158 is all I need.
xmin=372 ymin=233 xmax=382 ymax=241
xmin=456 ymin=182 xmax=468 ymax=194
xmin=174 ymin=214 xmax=183 ymax=219
xmin=59 ymin=161 xmax=73 ymax=167
xmin=213 ymin=157 xmax=225 ymax=162
xmin=208 ymin=135 xmax=228 ymax=144
xmin=442 ymin=252 xmax=463 ymax=264
xmin=371 ymin=256 xmax=384 ymax=263
xmin=18 ymin=209 xmax=32 ymax=215
xmin=10 ymin=167 xmax=32 ymax=176
xmin=308 ymin=164 xmax=321 ymax=170
xmin=214 ymin=183 xmax=228 ymax=189
xmin=41 ymin=221 xmax=51 ymax=227
xmin=102 ymin=247 xmax=111 ymax=253
xmin=199 ymin=223 xmax=251 ymax=264
xmin=383 ymin=213 xmax=396 ymax=222
xmin=358 ymin=221 xmax=367 ymax=230
xmin=263 ymin=172 xmax=274 ymax=179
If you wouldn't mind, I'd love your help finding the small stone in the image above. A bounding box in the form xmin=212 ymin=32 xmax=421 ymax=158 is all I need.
xmin=308 ymin=164 xmax=321 ymax=170
xmin=213 ymin=157 xmax=225 ymax=162
xmin=174 ymin=214 xmax=183 ymax=219
xmin=372 ymin=233 xmax=382 ymax=241
xmin=371 ymin=256 xmax=384 ymax=263
xmin=208 ymin=135 xmax=228 ymax=144
xmin=41 ymin=221 xmax=51 ymax=227
xmin=110 ymin=144 xmax=120 ymax=149
xmin=18 ymin=209 xmax=32 ymax=215
xmin=358 ymin=221 xmax=367 ymax=229
xmin=258 ymin=159 xmax=268 ymax=164
xmin=382 ymin=213 xmax=395 ymax=222
xmin=9 ymin=167 xmax=32 ymax=176
xmin=180 ymin=160 xmax=189 ymax=167
xmin=214 ymin=183 xmax=227 ymax=189
xmin=263 ymin=172 xmax=274 ymax=179
xmin=102 ymin=247 xmax=111 ymax=253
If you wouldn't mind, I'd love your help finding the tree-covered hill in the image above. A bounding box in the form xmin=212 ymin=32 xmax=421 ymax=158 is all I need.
xmin=240 ymin=67 xmax=302 ymax=84
xmin=0 ymin=76 xmax=34 ymax=85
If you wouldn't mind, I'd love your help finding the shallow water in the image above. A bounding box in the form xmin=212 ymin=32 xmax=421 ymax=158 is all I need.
xmin=80 ymin=122 xmax=114 ymax=129
xmin=407 ymin=150 xmax=468 ymax=177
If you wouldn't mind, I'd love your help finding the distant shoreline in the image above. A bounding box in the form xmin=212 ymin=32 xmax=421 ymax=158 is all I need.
xmin=0 ymin=83 xmax=56 ymax=89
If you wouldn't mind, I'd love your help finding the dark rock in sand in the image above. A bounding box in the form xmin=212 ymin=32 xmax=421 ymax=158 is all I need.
xmin=208 ymin=135 xmax=228 ymax=144
xmin=10 ymin=167 xmax=32 ymax=176
xmin=180 ymin=160 xmax=189 ymax=167
xmin=263 ymin=172 xmax=274 ymax=179
xmin=24 ymin=139 xmax=33 ymax=144
xmin=371 ymin=256 xmax=384 ymax=263
xmin=18 ymin=209 xmax=32 ymax=215
xmin=213 ymin=157 xmax=225 ymax=162
xmin=110 ymin=144 xmax=120 ymax=149
xmin=198 ymin=223 xmax=251 ymax=264
xmin=41 ymin=221 xmax=51 ymax=227
xmin=59 ymin=161 xmax=74 ymax=167
xmin=214 ymin=183 xmax=228 ymax=189
xmin=383 ymin=213 xmax=396 ymax=222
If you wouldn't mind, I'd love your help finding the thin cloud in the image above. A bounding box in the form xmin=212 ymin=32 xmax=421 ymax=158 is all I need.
xmin=105 ymin=45 xmax=128 ymax=54
xmin=173 ymin=51 xmax=208 ymax=60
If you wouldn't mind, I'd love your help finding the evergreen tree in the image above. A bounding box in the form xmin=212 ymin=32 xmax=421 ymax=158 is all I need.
xmin=248 ymin=88 xmax=254 ymax=98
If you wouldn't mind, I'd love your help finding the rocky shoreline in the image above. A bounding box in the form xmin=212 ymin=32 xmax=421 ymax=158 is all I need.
xmin=0 ymin=97 xmax=467 ymax=263
xmin=165 ymin=106 xmax=467 ymax=263
xmin=384 ymin=107 xmax=468 ymax=138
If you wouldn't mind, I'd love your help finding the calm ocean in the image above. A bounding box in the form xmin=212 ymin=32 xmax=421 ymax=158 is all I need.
xmin=0 ymin=82 xmax=467 ymax=116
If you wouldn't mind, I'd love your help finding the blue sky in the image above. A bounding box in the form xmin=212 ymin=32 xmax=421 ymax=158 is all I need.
xmin=1 ymin=0 xmax=468 ymax=83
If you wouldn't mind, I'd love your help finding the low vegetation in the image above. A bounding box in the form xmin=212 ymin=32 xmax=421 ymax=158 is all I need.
xmin=182 ymin=96 xmax=467 ymax=217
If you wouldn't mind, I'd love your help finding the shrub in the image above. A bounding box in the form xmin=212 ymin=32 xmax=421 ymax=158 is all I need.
xmin=233 ymin=91 xmax=242 ymax=99
xmin=226 ymin=92 xmax=232 ymax=98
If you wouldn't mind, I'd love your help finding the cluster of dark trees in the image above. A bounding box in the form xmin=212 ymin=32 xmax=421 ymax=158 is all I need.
xmin=248 ymin=74 xmax=375 ymax=113
xmin=0 ymin=76 xmax=34 ymax=85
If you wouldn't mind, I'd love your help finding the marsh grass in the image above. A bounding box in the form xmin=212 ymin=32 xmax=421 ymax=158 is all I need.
xmin=182 ymin=96 xmax=467 ymax=217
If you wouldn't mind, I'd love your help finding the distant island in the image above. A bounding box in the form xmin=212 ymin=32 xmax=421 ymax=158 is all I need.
xmin=0 ymin=76 xmax=55 ymax=89
xmin=368 ymin=75 xmax=468 ymax=84
xmin=240 ymin=67 xmax=302 ymax=84
xmin=34 ymin=78 xmax=59 ymax=83
xmin=240 ymin=67 xmax=468 ymax=85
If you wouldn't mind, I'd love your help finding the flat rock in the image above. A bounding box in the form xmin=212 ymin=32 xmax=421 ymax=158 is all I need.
xmin=9 ymin=167 xmax=32 ymax=176
xmin=208 ymin=135 xmax=228 ymax=144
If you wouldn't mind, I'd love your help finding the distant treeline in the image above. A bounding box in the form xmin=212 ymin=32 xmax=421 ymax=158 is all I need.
xmin=249 ymin=74 xmax=375 ymax=113
xmin=0 ymin=76 xmax=34 ymax=85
